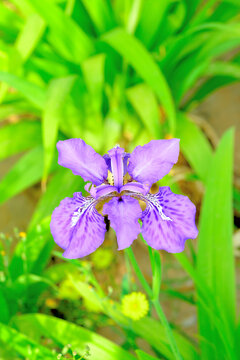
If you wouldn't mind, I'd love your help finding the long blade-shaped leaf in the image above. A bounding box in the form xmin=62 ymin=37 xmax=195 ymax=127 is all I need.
xmin=80 ymin=0 xmax=115 ymax=33
xmin=102 ymin=28 xmax=176 ymax=134
xmin=28 ymin=0 xmax=94 ymax=63
xmin=197 ymin=129 xmax=236 ymax=359
xmin=0 ymin=323 xmax=55 ymax=359
xmin=42 ymin=75 xmax=76 ymax=180
xmin=0 ymin=146 xmax=57 ymax=206
xmin=127 ymin=83 xmax=161 ymax=138
xmin=0 ymin=72 xmax=46 ymax=109
xmin=0 ymin=120 xmax=41 ymax=161
xmin=176 ymin=113 xmax=213 ymax=182
xmin=29 ymin=168 xmax=84 ymax=230
xmin=135 ymin=0 xmax=170 ymax=47
xmin=15 ymin=13 xmax=45 ymax=62
xmin=14 ymin=314 xmax=136 ymax=360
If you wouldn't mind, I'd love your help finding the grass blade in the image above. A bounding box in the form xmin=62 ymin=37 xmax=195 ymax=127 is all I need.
xmin=29 ymin=167 xmax=84 ymax=230
xmin=14 ymin=314 xmax=136 ymax=360
xmin=42 ymin=75 xmax=76 ymax=181
xmin=80 ymin=0 xmax=115 ymax=33
xmin=126 ymin=83 xmax=161 ymax=138
xmin=176 ymin=113 xmax=213 ymax=182
xmin=15 ymin=13 xmax=45 ymax=62
xmin=0 ymin=147 xmax=57 ymax=206
xmin=102 ymin=28 xmax=176 ymax=134
xmin=0 ymin=120 xmax=41 ymax=161
xmin=0 ymin=323 xmax=55 ymax=359
xmin=29 ymin=0 xmax=94 ymax=63
xmin=0 ymin=72 xmax=46 ymax=109
xmin=197 ymin=129 xmax=236 ymax=359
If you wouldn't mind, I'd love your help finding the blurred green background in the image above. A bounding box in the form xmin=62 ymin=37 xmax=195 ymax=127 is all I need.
xmin=0 ymin=0 xmax=240 ymax=359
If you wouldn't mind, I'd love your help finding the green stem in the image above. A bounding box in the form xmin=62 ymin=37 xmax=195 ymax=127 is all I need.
xmin=125 ymin=247 xmax=152 ymax=297
xmin=126 ymin=246 xmax=183 ymax=360
xmin=152 ymin=299 xmax=183 ymax=360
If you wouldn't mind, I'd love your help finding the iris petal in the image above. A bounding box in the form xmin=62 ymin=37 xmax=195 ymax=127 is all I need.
xmin=141 ymin=187 xmax=198 ymax=252
xmin=50 ymin=192 xmax=106 ymax=258
xmin=128 ymin=139 xmax=179 ymax=186
xmin=57 ymin=139 xmax=108 ymax=185
xmin=103 ymin=196 xmax=142 ymax=250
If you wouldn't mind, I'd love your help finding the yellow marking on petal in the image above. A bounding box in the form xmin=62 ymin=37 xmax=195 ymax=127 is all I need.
xmin=107 ymin=170 xmax=114 ymax=185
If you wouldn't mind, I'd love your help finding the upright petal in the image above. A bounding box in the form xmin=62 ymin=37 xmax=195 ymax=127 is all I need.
xmin=141 ymin=187 xmax=198 ymax=253
xmin=103 ymin=196 xmax=142 ymax=250
xmin=103 ymin=152 xmax=130 ymax=175
xmin=57 ymin=139 xmax=108 ymax=185
xmin=50 ymin=192 xmax=106 ymax=258
xmin=128 ymin=139 xmax=179 ymax=185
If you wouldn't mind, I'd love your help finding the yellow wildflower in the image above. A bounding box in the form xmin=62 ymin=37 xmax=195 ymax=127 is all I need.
xmin=19 ymin=232 xmax=26 ymax=238
xmin=91 ymin=248 xmax=114 ymax=270
xmin=121 ymin=292 xmax=149 ymax=321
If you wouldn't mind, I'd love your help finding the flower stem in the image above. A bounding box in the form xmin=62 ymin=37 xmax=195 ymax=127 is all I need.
xmin=152 ymin=298 xmax=183 ymax=360
xmin=126 ymin=246 xmax=183 ymax=360
xmin=125 ymin=247 xmax=152 ymax=298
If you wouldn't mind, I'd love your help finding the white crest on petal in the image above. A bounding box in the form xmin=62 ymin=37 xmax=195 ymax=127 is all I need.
xmin=70 ymin=198 xmax=95 ymax=228
xmin=146 ymin=194 xmax=172 ymax=221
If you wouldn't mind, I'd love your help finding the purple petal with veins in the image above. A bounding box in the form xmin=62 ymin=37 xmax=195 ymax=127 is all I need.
xmin=128 ymin=139 xmax=179 ymax=186
xmin=57 ymin=139 xmax=108 ymax=185
xmin=50 ymin=192 xmax=106 ymax=258
xmin=103 ymin=196 xmax=142 ymax=250
xmin=141 ymin=187 xmax=198 ymax=252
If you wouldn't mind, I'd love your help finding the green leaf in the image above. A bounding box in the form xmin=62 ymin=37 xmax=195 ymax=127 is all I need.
xmin=0 ymin=120 xmax=41 ymax=161
xmin=0 ymin=323 xmax=55 ymax=359
xmin=0 ymin=290 xmax=10 ymax=324
xmin=0 ymin=146 xmax=57 ymax=206
xmin=42 ymin=75 xmax=76 ymax=180
xmin=80 ymin=0 xmax=115 ymax=33
xmin=126 ymin=83 xmax=161 ymax=138
xmin=187 ymin=75 xmax=238 ymax=106
xmin=14 ymin=314 xmax=137 ymax=360
xmin=176 ymin=113 xmax=213 ymax=182
xmin=205 ymin=61 xmax=240 ymax=78
xmin=9 ymin=217 xmax=52 ymax=280
xmin=71 ymin=278 xmax=198 ymax=360
xmin=197 ymin=129 xmax=236 ymax=359
xmin=102 ymin=28 xmax=176 ymax=134
xmin=82 ymin=54 xmax=105 ymax=115
xmin=0 ymin=101 xmax=39 ymax=121
xmin=135 ymin=0 xmax=170 ymax=47
xmin=0 ymin=72 xmax=46 ymax=109
xmin=136 ymin=350 xmax=159 ymax=360
xmin=29 ymin=167 xmax=84 ymax=230
xmin=15 ymin=13 xmax=45 ymax=62
xmin=29 ymin=0 xmax=94 ymax=63
xmin=174 ymin=252 xmax=234 ymax=359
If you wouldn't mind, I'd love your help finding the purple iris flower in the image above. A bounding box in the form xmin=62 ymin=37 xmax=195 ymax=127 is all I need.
xmin=50 ymin=138 xmax=198 ymax=259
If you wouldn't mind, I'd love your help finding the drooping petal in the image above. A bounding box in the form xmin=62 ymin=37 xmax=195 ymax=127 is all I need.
xmin=141 ymin=187 xmax=198 ymax=253
xmin=57 ymin=139 xmax=108 ymax=185
xmin=50 ymin=192 xmax=106 ymax=258
xmin=128 ymin=139 xmax=180 ymax=185
xmin=103 ymin=195 xmax=142 ymax=250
